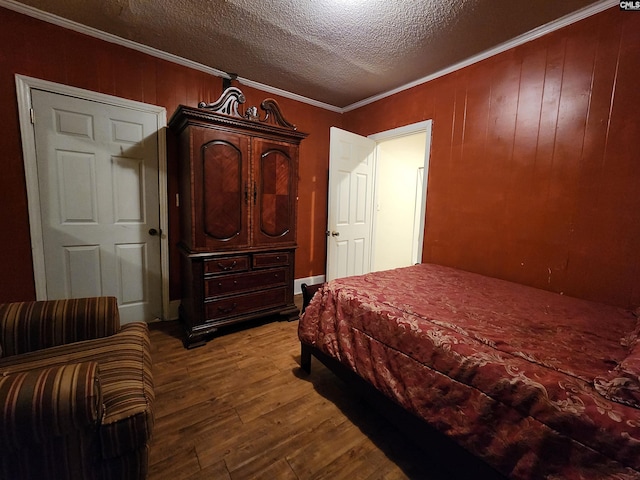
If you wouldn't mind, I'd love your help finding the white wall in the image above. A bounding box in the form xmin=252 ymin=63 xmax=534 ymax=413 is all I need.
xmin=372 ymin=132 xmax=427 ymax=272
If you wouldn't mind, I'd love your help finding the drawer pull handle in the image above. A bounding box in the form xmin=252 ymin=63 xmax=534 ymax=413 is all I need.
xmin=217 ymin=260 xmax=237 ymax=271
xmin=218 ymin=303 xmax=237 ymax=314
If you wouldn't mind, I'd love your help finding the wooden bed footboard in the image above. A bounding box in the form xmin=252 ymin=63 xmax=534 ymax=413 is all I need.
xmin=299 ymin=342 xmax=506 ymax=480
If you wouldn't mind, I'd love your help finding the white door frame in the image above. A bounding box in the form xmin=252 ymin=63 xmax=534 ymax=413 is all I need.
xmin=15 ymin=74 xmax=170 ymax=320
xmin=368 ymin=120 xmax=432 ymax=269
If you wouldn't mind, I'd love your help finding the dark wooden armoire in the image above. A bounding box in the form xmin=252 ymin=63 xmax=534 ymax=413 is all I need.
xmin=169 ymin=87 xmax=308 ymax=348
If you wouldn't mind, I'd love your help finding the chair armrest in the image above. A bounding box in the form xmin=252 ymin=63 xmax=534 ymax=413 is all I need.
xmin=0 ymin=361 xmax=103 ymax=450
xmin=0 ymin=297 xmax=120 ymax=357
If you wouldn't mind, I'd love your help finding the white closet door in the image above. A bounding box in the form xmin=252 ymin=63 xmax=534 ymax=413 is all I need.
xmin=32 ymin=89 xmax=162 ymax=323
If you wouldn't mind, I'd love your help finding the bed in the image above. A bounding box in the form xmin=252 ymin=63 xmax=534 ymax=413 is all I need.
xmin=298 ymin=263 xmax=640 ymax=479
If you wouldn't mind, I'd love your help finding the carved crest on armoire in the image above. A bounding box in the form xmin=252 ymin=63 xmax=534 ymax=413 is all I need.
xmin=169 ymin=87 xmax=308 ymax=348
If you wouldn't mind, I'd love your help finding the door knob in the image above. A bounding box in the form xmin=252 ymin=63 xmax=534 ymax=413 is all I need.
xmin=331 ymin=231 xmax=340 ymax=237
xmin=149 ymin=228 xmax=160 ymax=236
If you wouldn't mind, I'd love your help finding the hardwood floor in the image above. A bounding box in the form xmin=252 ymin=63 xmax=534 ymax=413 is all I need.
xmin=147 ymin=296 xmax=454 ymax=480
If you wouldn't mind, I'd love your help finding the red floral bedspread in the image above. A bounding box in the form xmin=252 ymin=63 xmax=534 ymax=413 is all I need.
xmin=298 ymin=263 xmax=640 ymax=479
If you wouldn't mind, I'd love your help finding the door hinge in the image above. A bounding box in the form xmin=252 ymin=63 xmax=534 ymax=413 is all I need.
xmin=30 ymin=108 xmax=35 ymax=124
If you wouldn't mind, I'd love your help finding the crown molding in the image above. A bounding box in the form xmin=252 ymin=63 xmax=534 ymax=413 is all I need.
xmin=1 ymin=0 xmax=232 ymax=78
xmin=237 ymin=77 xmax=343 ymax=113
xmin=0 ymin=0 xmax=341 ymax=112
xmin=342 ymin=0 xmax=619 ymax=112
xmin=1 ymin=0 xmax=617 ymax=114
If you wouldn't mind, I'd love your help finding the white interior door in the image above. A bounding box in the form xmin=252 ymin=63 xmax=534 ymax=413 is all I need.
xmin=31 ymin=89 xmax=162 ymax=323
xmin=326 ymin=127 xmax=376 ymax=281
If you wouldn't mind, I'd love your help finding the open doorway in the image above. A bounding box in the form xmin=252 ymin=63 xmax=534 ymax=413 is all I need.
xmin=371 ymin=131 xmax=428 ymax=272
xmin=325 ymin=121 xmax=432 ymax=281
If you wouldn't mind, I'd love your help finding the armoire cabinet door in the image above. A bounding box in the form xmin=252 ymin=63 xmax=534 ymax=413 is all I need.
xmin=252 ymin=138 xmax=298 ymax=247
xmin=192 ymin=127 xmax=250 ymax=250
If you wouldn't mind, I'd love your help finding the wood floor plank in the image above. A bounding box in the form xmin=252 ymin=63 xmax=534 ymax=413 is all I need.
xmin=307 ymin=438 xmax=392 ymax=480
xmin=286 ymin=413 xmax=376 ymax=479
xmin=230 ymin=369 xmax=316 ymax=423
xmin=147 ymin=298 xmax=448 ymax=479
xmin=187 ymin=460 xmax=231 ymax=480
xmin=197 ymin=390 xmax=346 ymax=472
xmin=229 ymin=457 xmax=299 ymax=480
xmin=150 ymin=400 xmax=241 ymax=465
xmin=148 ymin=443 xmax=201 ymax=480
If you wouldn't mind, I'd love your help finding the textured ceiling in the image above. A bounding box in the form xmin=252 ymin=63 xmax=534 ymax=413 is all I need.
xmin=8 ymin=0 xmax=607 ymax=108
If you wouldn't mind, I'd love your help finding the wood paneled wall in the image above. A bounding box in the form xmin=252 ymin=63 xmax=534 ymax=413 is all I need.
xmin=1 ymin=6 xmax=637 ymax=309
xmin=345 ymin=7 xmax=640 ymax=308
xmin=0 ymin=7 xmax=339 ymax=303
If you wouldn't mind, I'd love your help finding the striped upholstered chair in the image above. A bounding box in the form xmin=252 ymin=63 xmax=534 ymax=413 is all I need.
xmin=0 ymin=297 xmax=154 ymax=480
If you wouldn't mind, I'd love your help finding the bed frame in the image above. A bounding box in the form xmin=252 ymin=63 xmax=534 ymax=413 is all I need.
xmin=300 ymin=342 xmax=506 ymax=479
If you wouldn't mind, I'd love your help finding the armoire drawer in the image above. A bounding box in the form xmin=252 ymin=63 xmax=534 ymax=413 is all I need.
xmin=205 ymin=287 xmax=288 ymax=322
xmin=204 ymin=255 xmax=250 ymax=275
xmin=204 ymin=268 xmax=287 ymax=297
xmin=253 ymin=252 xmax=290 ymax=268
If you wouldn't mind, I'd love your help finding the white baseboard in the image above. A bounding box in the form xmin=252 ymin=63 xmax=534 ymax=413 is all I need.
xmin=294 ymin=275 xmax=326 ymax=296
